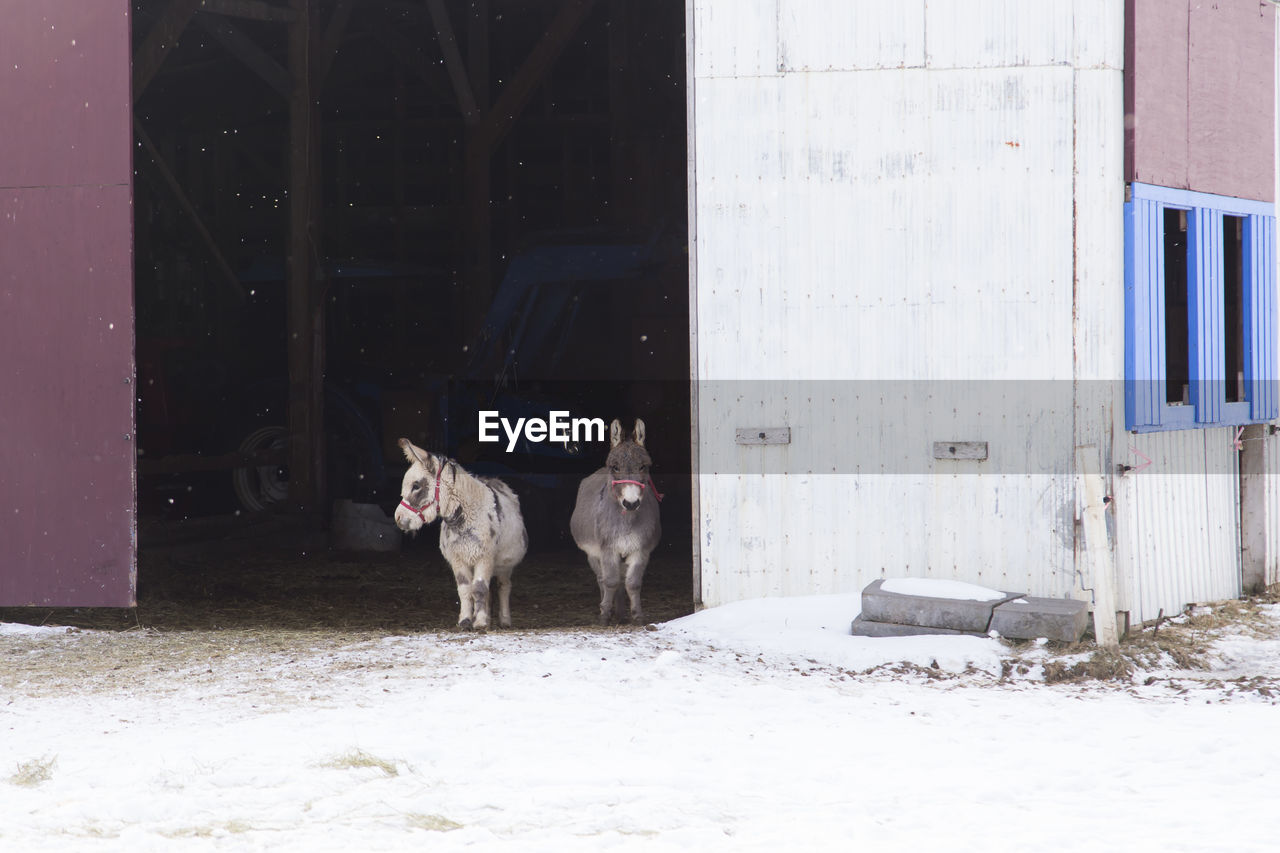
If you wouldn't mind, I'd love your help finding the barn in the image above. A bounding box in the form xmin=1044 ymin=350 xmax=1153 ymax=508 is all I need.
xmin=688 ymin=0 xmax=1280 ymax=632
xmin=2 ymin=1 xmax=1278 ymax=633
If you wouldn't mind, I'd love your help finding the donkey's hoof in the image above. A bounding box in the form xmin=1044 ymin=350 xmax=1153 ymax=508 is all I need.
xmin=458 ymin=617 xmax=474 ymax=631
xmin=597 ymin=614 xmax=611 ymax=628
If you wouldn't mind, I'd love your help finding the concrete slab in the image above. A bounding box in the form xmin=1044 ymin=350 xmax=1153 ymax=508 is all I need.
xmin=849 ymin=614 xmax=981 ymax=638
xmin=989 ymin=596 xmax=1088 ymax=643
xmin=860 ymin=579 xmax=1022 ymax=633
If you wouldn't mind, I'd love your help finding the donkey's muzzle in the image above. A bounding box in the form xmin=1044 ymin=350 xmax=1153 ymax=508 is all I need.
xmin=622 ymin=498 xmax=640 ymax=512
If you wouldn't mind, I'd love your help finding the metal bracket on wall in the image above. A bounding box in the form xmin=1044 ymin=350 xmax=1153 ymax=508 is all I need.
xmin=932 ymin=441 xmax=988 ymax=461
xmin=735 ymin=427 xmax=791 ymax=445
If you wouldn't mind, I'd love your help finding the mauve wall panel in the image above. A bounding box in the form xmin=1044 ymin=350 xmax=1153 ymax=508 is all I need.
xmin=1127 ymin=0 xmax=1275 ymax=202
xmin=0 ymin=3 xmax=133 ymax=188
xmin=0 ymin=2 xmax=135 ymax=606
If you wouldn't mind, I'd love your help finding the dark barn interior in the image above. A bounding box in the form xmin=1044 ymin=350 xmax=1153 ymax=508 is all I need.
xmin=118 ymin=0 xmax=693 ymax=630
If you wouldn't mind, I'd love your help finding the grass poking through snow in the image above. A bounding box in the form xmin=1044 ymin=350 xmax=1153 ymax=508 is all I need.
xmin=405 ymin=813 xmax=463 ymax=832
xmin=9 ymin=756 xmax=56 ymax=788
xmin=320 ymin=749 xmax=400 ymax=777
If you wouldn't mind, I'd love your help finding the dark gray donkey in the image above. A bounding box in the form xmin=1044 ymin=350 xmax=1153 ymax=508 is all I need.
xmin=570 ymin=418 xmax=662 ymax=625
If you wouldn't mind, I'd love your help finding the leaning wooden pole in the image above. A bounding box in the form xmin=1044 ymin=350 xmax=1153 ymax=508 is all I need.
xmin=1077 ymin=446 xmax=1120 ymax=648
xmin=287 ymin=0 xmax=324 ymax=517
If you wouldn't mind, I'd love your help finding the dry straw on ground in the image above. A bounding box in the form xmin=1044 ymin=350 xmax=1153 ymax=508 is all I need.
xmin=9 ymin=756 xmax=56 ymax=788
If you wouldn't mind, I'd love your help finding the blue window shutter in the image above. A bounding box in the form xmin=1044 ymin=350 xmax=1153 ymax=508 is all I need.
xmin=1125 ymin=197 xmax=1163 ymax=429
xmin=1246 ymin=215 xmax=1278 ymax=421
xmin=1189 ymin=207 xmax=1223 ymax=423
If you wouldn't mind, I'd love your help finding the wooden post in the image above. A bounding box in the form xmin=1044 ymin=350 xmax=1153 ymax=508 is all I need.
xmin=456 ymin=0 xmax=597 ymax=335
xmin=1077 ymin=445 xmax=1120 ymax=648
xmin=287 ymin=0 xmax=324 ymax=516
xmin=463 ymin=0 xmax=491 ymax=335
xmin=1239 ymin=424 xmax=1268 ymax=594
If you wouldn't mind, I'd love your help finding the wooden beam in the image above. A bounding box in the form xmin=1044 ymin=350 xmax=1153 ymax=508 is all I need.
xmin=195 ymin=0 xmax=297 ymax=23
xmin=1077 ymin=446 xmax=1121 ymax=648
xmin=425 ymin=0 xmax=479 ymax=123
xmin=133 ymin=0 xmax=203 ymax=98
xmin=316 ymin=0 xmax=357 ymax=88
xmin=137 ymin=446 xmax=287 ymax=477
xmin=366 ymin=17 xmax=454 ymax=104
xmin=134 ymin=117 xmax=245 ymax=303
xmin=287 ymin=0 xmax=325 ymax=515
xmin=194 ymin=14 xmax=292 ymax=97
xmin=481 ymin=0 xmax=597 ymax=154
xmin=463 ymin=0 xmax=600 ymax=331
xmin=468 ymin=0 xmax=489 ymax=108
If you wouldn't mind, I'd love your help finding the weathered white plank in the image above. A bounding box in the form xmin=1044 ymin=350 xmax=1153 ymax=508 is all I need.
xmin=693 ymin=0 xmax=779 ymax=79
xmin=926 ymin=0 xmax=1074 ymax=69
xmin=690 ymin=0 xmax=1126 ymax=610
xmin=778 ymin=0 xmax=925 ymax=72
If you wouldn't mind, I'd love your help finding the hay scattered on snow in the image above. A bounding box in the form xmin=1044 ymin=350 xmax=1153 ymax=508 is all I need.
xmin=9 ymin=755 xmax=56 ymax=788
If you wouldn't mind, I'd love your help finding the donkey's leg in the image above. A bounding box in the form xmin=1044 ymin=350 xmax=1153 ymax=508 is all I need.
xmin=623 ymin=553 xmax=650 ymax=624
xmin=495 ymin=572 xmax=513 ymax=628
xmin=453 ymin=566 xmax=476 ymax=630
xmin=471 ymin=560 xmax=495 ymax=631
xmin=596 ymin=553 xmax=623 ymax=626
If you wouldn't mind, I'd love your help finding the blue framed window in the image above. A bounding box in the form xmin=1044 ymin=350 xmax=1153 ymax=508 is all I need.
xmin=1125 ymin=182 xmax=1277 ymax=432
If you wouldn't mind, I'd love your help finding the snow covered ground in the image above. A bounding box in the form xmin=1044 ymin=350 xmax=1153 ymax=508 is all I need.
xmin=3 ymin=595 xmax=1280 ymax=852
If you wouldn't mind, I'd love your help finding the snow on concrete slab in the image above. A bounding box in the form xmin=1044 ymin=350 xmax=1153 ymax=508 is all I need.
xmin=664 ymin=593 xmax=1007 ymax=674
xmin=880 ymin=578 xmax=1009 ymax=601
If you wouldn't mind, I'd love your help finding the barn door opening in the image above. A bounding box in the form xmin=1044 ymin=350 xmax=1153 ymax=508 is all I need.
xmin=123 ymin=0 xmax=691 ymax=627
xmin=0 ymin=3 xmax=137 ymax=606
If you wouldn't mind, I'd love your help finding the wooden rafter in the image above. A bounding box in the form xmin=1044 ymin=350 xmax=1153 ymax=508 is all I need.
xmin=133 ymin=117 xmax=245 ymax=303
xmin=194 ymin=14 xmax=292 ymax=97
xmin=133 ymin=0 xmax=203 ymax=98
xmin=316 ymin=0 xmax=358 ymax=88
xmin=479 ymin=0 xmax=596 ymax=153
xmin=425 ymin=0 xmax=479 ymax=123
xmin=195 ymin=0 xmax=297 ymax=24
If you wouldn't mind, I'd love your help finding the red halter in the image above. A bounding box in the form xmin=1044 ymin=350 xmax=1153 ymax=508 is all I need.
xmin=610 ymin=477 xmax=664 ymax=502
xmin=400 ymin=459 xmax=444 ymax=522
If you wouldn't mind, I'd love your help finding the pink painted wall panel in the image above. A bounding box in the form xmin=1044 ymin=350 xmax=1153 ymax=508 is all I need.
xmin=1126 ymin=0 xmax=1190 ymax=192
xmin=0 ymin=3 xmax=136 ymax=606
xmin=1187 ymin=0 xmax=1275 ymax=201
xmin=1126 ymin=0 xmax=1275 ymax=202
xmin=0 ymin=2 xmax=133 ymax=188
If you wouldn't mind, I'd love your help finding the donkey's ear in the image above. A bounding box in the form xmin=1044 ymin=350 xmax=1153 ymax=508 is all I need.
xmin=398 ymin=437 xmax=430 ymax=468
xmin=610 ymin=419 xmax=623 ymax=448
xmin=633 ymin=419 xmax=646 ymax=448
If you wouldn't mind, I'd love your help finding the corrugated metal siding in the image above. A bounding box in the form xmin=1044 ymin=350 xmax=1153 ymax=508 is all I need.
xmin=1121 ymin=428 xmax=1242 ymax=621
xmin=1266 ymin=429 xmax=1280 ymax=590
xmin=691 ymin=0 xmax=1125 ymax=608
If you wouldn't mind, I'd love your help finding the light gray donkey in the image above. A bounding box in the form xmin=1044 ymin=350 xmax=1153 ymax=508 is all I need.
xmin=570 ymin=418 xmax=662 ymax=626
xmin=393 ymin=438 xmax=527 ymax=630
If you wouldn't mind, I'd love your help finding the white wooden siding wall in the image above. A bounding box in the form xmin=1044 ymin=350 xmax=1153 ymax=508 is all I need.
xmin=691 ymin=0 xmax=1125 ymax=608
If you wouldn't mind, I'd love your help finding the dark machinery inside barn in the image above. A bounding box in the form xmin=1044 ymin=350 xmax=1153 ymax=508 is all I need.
xmin=129 ymin=0 xmax=690 ymax=558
